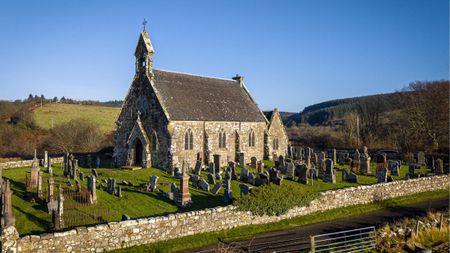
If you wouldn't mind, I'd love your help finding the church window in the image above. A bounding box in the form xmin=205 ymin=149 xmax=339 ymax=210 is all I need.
xmin=248 ymin=130 xmax=255 ymax=147
xmin=219 ymin=129 xmax=226 ymax=148
xmin=273 ymin=138 xmax=279 ymax=150
xmin=184 ymin=128 xmax=194 ymax=150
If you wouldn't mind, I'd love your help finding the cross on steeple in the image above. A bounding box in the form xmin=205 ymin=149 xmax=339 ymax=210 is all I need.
xmin=142 ymin=19 xmax=147 ymax=32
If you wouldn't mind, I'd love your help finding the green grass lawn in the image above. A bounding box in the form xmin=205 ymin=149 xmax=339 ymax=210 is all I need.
xmin=33 ymin=103 xmax=120 ymax=133
xmin=3 ymin=160 xmax=433 ymax=235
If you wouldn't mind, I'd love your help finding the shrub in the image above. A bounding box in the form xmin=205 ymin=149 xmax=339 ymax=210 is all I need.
xmin=235 ymin=184 xmax=317 ymax=216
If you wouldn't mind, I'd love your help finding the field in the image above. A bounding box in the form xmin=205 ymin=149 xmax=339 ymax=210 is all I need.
xmin=3 ymin=160 xmax=433 ymax=236
xmin=33 ymin=103 xmax=120 ymax=133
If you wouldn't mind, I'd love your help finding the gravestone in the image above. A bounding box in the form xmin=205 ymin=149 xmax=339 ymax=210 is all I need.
xmin=240 ymin=167 xmax=249 ymax=182
xmin=150 ymin=176 xmax=159 ymax=192
xmin=239 ymin=184 xmax=252 ymax=197
xmin=37 ymin=171 xmax=43 ymax=198
xmin=116 ymin=186 xmax=122 ymax=197
xmin=323 ymin=159 xmax=336 ymax=183
xmin=257 ymin=161 xmax=263 ymax=174
xmin=408 ymin=164 xmax=416 ymax=178
xmin=207 ymin=173 xmax=215 ymax=184
xmin=347 ymin=172 xmax=358 ymax=183
xmin=208 ymin=162 xmax=215 ymax=175
xmin=256 ymin=173 xmax=269 ymax=186
xmin=215 ymin=173 xmax=222 ymax=181
xmin=211 ymin=182 xmax=222 ymax=194
xmin=286 ymin=162 xmax=295 ymax=180
xmin=30 ymin=162 xmax=40 ymax=188
xmin=75 ymin=179 xmax=81 ymax=192
xmin=92 ymin=168 xmax=98 ymax=178
xmin=194 ymin=160 xmax=202 ymax=175
xmin=313 ymin=153 xmax=319 ymax=166
xmin=71 ymin=159 xmax=78 ymax=180
xmin=213 ymin=154 xmax=221 ymax=174
xmin=96 ymin=155 xmax=101 ymax=168
xmin=223 ymin=176 xmax=233 ymax=204
xmin=304 ymin=147 xmax=313 ymax=158
xmin=228 ymin=161 xmax=237 ymax=180
xmin=278 ymin=155 xmax=285 ymax=169
xmin=239 ymin=152 xmax=245 ymax=168
xmin=332 ymin=149 xmax=337 ymax=165
xmin=426 ymin=157 xmax=435 ymax=170
xmin=47 ymin=154 xmax=52 ymax=175
xmin=48 ymin=177 xmax=55 ymax=202
xmin=297 ymin=164 xmax=308 ymax=184
xmin=390 ymin=161 xmax=400 ymax=177
xmin=377 ymin=168 xmax=388 ymax=183
xmin=177 ymin=173 xmax=192 ymax=207
xmin=1 ymin=180 xmax=15 ymax=227
xmin=79 ymin=172 xmax=84 ymax=181
xmin=273 ymin=171 xmax=283 ymax=185
xmin=417 ymin=152 xmax=426 ymax=166
xmin=247 ymin=172 xmax=255 ymax=185
xmin=87 ymin=176 xmax=97 ymax=204
xmin=198 ymin=179 xmax=209 ymax=191
xmin=190 ymin=175 xmax=200 ymax=188
xmin=53 ymin=185 xmax=64 ymax=230
xmin=309 ymin=165 xmax=318 ymax=179
xmin=250 ymin=157 xmax=257 ymax=168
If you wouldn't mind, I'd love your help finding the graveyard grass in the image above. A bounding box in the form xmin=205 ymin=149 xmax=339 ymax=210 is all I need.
xmin=3 ymin=160 xmax=436 ymax=235
xmin=110 ymin=189 xmax=449 ymax=253
xmin=33 ymin=103 xmax=120 ymax=133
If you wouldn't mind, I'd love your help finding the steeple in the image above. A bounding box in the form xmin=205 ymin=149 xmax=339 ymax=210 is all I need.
xmin=135 ymin=20 xmax=155 ymax=77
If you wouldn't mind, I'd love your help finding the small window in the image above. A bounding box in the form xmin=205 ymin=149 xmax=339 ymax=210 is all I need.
xmin=219 ymin=130 xmax=226 ymax=148
xmin=273 ymin=138 xmax=279 ymax=150
xmin=184 ymin=129 xmax=194 ymax=150
xmin=248 ymin=130 xmax=255 ymax=147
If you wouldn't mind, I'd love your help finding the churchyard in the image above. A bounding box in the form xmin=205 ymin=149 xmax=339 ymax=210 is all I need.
xmin=0 ymin=148 xmax=439 ymax=236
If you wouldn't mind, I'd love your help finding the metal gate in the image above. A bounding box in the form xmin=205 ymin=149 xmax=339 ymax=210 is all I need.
xmin=310 ymin=226 xmax=376 ymax=253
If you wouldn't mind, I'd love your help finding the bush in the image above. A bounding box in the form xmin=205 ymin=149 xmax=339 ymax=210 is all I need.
xmin=235 ymin=184 xmax=317 ymax=216
xmin=41 ymin=118 xmax=106 ymax=153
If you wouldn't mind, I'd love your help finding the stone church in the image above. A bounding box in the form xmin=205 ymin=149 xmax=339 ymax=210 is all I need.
xmin=113 ymin=29 xmax=288 ymax=170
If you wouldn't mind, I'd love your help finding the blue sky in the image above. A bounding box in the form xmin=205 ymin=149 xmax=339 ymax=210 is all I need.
xmin=0 ymin=0 xmax=448 ymax=112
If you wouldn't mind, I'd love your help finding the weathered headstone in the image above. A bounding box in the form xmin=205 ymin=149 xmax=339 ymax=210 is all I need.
xmin=224 ymin=176 xmax=233 ymax=204
xmin=190 ymin=175 xmax=200 ymax=188
xmin=150 ymin=176 xmax=159 ymax=192
xmin=323 ymin=159 xmax=336 ymax=183
xmin=92 ymin=168 xmax=98 ymax=178
xmin=71 ymin=159 xmax=78 ymax=180
xmin=87 ymin=176 xmax=97 ymax=204
xmin=207 ymin=173 xmax=215 ymax=184
xmin=332 ymin=149 xmax=337 ymax=165
xmin=417 ymin=151 xmax=426 ymax=166
xmin=247 ymin=172 xmax=255 ymax=185
xmin=177 ymin=173 xmax=191 ymax=207
xmin=48 ymin=177 xmax=54 ymax=202
xmin=238 ymin=152 xmax=245 ymax=168
xmin=198 ymin=179 xmax=209 ymax=191
xmin=75 ymin=179 xmax=81 ymax=192
xmin=347 ymin=172 xmax=358 ymax=183
xmin=297 ymin=164 xmax=308 ymax=184
xmin=250 ymin=156 xmax=257 ymax=168
xmin=377 ymin=168 xmax=388 ymax=183
xmin=286 ymin=162 xmax=295 ymax=180
xmin=79 ymin=172 xmax=85 ymax=181
xmin=30 ymin=162 xmax=40 ymax=188
xmin=1 ymin=180 xmax=15 ymax=227
xmin=54 ymin=185 xmax=64 ymax=230
xmin=240 ymin=167 xmax=249 ymax=182
xmin=257 ymin=161 xmax=263 ymax=174
xmin=390 ymin=161 xmax=400 ymax=177
xmin=211 ymin=182 xmax=222 ymax=194
xmin=239 ymin=184 xmax=252 ymax=197
xmin=208 ymin=162 xmax=215 ymax=175
xmin=194 ymin=160 xmax=202 ymax=175
xmin=116 ymin=186 xmax=122 ymax=197
xmin=37 ymin=171 xmax=43 ymax=198
xmin=213 ymin=154 xmax=221 ymax=174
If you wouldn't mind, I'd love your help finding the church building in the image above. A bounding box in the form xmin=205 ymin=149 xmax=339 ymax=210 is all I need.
xmin=113 ymin=28 xmax=288 ymax=170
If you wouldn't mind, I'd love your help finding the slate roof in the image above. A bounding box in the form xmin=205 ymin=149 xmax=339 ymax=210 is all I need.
xmin=152 ymin=69 xmax=267 ymax=122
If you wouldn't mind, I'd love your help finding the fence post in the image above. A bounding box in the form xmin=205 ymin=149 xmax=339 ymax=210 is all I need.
xmin=310 ymin=235 xmax=315 ymax=253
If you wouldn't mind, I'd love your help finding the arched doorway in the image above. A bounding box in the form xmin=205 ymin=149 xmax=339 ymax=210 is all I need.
xmin=134 ymin=139 xmax=143 ymax=166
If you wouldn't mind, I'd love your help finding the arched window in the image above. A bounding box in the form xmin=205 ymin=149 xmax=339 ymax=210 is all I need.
xmin=248 ymin=130 xmax=255 ymax=147
xmin=151 ymin=130 xmax=159 ymax=151
xmin=219 ymin=129 xmax=226 ymax=148
xmin=273 ymin=138 xmax=279 ymax=150
xmin=184 ymin=129 xmax=194 ymax=150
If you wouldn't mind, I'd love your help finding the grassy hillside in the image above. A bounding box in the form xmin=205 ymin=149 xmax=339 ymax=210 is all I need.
xmin=33 ymin=103 xmax=120 ymax=133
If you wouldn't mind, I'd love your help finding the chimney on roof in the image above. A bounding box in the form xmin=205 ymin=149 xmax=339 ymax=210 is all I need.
xmin=232 ymin=74 xmax=244 ymax=87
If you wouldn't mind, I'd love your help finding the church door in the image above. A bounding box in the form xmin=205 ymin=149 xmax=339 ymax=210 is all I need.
xmin=134 ymin=139 xmax=143 ymax=166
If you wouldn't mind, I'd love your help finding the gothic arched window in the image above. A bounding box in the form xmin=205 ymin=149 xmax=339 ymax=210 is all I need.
xmin=219 ymin=129 xmax=226 ymax=148
xmin=184 ymin=129 xmax=194 ymax=150
xmin=273 ymin=138 xmax=279 ymax=150
xmin=248 ymin=130 xmax=255 ymax=147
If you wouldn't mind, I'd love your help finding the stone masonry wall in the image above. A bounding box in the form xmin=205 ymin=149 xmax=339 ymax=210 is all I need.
xmin=5 ymin=175 xmax=448 ymax=253
xmin=0 ymin=157 xmax=64 ymax=170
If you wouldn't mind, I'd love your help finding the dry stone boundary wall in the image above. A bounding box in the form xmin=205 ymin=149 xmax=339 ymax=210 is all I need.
xmin=0 ymin=157 xmax=63 ymax=169
xmin=2 ymin=175 xmax=448 ymax=253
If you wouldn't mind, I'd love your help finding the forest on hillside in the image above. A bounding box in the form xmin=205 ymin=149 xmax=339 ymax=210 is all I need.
xmin=286 ymin=80 xmax=449 ymax=153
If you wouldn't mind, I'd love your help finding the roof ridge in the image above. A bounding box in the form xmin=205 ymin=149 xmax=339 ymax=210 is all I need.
xmin=154 ymin=68 xmax=236 ymax=82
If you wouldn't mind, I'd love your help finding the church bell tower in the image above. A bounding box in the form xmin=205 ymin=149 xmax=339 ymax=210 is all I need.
xmin=135 ymin=19 xmax=155 ymax=78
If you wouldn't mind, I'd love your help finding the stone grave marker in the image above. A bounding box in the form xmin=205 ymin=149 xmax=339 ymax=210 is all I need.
xmin=286 ymin=162 xmax=295 ymax=180
xmin=377 ymin=168 xmax=388 ymax=183
xmin=87 ymin=176 xmax=97 ymax=204
xmin=247 ymin=172 xmax=255 ymax=185
xmin=207 ymin=173 xmax=215 ymax=184
xmin=297 ymin=164 xmax=308 ymax=184
xmin=435 ymin=159 xmax=443 ymax=174
xmin=417 ymin=151 xmax=426 ymax=166
xmin=212 ymin=182 xmax=222 ymax=194
xmin=150 ymin=176 xmax=159 ymax=192
xmin=194 ymin=160 xmax=202 ymax=175
xmin=198 ymin=179 xmax=209 ymax=191
xmin=239 ymin=184 xmax=252 ymax=197
xmin=323 ymin=159 xmax=336 ymax=183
